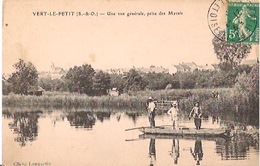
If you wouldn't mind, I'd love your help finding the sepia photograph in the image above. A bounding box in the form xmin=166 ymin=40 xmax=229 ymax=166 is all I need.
xmin=2 ymin=0 xmax=259 ymax=165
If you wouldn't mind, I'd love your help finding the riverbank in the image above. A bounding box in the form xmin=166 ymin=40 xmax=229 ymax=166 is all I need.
xmin=2 ymin=88 xmax=231 ymax=109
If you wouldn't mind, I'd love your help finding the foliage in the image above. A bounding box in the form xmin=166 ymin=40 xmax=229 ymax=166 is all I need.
xmin=3 ymin=87 xmax=259 ymax=126
xmin=38 ymin=77 xmax=65 ymax=91
xmin=177 ymin=72 xmax=197 ymax=89
xmin=92 ymin=71 xmax=111 ymax=96
xmin=65 ymin=64 xmax=95 ymax=95
xmin=2 ymin=76 xmax=12 ymax=95
xmin=7 ymin=59 xmax=38 ymax=95
xmin=235 ymin=64 xmax=259 ymax=108
xmin=212 ymin=32 xmax=252 ymax=70
xmin=142 ymin=72 xmax=174 ymax=90
xmin=124 ymin=69 xmax=145 ymax=92
xmin=110 ymin=74 xmax=125 ymax=94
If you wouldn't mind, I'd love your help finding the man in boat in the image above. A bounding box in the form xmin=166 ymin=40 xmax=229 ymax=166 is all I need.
xmin=167 ymin=101 xmax=179 ymax=130
xmin=147 ymin=96 xmax=156 ymax=128
xmin=189 ymin=102 xmax=202 ymax=130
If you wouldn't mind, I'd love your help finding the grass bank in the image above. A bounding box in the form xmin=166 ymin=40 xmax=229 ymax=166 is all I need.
xmin=3 ymin=88 xmax=233 ymax=111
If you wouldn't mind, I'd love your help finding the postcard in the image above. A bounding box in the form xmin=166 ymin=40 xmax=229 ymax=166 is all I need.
xmin=2 ymin=0 xmax=259 ymax=166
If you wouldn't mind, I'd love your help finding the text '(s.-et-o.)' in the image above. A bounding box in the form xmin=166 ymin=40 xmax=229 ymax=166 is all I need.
xmin=32 ymin=11 xmax=183 ymax=17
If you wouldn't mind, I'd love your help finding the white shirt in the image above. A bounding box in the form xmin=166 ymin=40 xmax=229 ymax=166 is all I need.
xmin=167 ymin=106 xmax=178 ymax=119
xmin=148 ymin=102 xmax=156 ymax=113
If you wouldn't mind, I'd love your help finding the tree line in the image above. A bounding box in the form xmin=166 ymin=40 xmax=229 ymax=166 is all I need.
xmin=3 ymin=34 xmax=257 ymax=96
xmin=2 ymin=58 xmax=257 ymax=96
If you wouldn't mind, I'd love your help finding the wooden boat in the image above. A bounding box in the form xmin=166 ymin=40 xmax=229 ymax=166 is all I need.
xmin=138 ymin=134 xmax=227 ymax=142
xmin=138 ymin=126 xmax=230 ymax=138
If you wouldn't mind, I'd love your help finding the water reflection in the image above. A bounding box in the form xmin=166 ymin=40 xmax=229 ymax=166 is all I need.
xmin=66 ymin=111 xmax=96 ymax=128
xmin=8 ymin=111 xmax=42 ymax=146
xmin=169 ymin=139 xmax=180 ymax=165
xmin=215 ymin=133 xmax=257 ymax=160
xmin=125 ymin=111 xmax=143 ymax=125
xmin=96 ymin=111 xmax=111 ymax=122
xmin=148 ymin=138 xmax=156 ymax=166
xmin=3 ymin=109 xmax=259 ymax=166
xmin=190 ymin=138 xmax=203 ymax=165
xmin=115 ymin=112 xmax=122 ymax=122
xmin=50 ymin=111 xmax=66 ymax=126
xmin=2 ymin=109 xmax=12 ymax=118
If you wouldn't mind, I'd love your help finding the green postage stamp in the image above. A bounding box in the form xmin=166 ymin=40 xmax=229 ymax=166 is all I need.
xmin=227 ymin=2 xmax=259 ymax=43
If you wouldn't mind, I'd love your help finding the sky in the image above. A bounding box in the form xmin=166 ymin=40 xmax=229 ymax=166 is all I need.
xmin=2 ymin=0 xmax=258 ymax=75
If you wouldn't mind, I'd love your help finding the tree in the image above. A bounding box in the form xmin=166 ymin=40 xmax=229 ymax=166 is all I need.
xmin=38 ymin=77 xmax=52 ymax=91
xmin=124 ymin=69 xmax=145 ymax=92
xmin=234 ymin=64 xmax=259 ymax=125
xmin=7 ymin=59 xmax=38 ymax=95
xmin=175 ymin=72 xmax=196 ymax=89
xmin=142 ymin=72 xmax=173 ymax=90
xmin=65 ymin=64 xmax=95 ymax=94
xmin=38 ymin=77 xmax=64 ymax=91
xmin=2 ymin=76 xmax=11 ymax=95
xmin=110 ymin=74 xmax=125 ymax=94
xmin=212 ymin=32 xmax=252 ymax=71
xmin=93 ymin=71 xmax=111 ymax=96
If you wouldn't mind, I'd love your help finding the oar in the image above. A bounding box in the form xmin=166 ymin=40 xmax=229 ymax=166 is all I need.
xmin=125 ymin=137 xmax=145 ymax=141
xmin=125 ymin=126 xmax=164 ymax=131
xmin=125 ymin=127 xmax=145 ymax=131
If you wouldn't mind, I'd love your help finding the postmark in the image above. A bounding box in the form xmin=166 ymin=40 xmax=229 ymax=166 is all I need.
xmin=207 ymin=0 xmax=259 ymax=43
xmin=207 ymin=0 xmax=229 ymax=41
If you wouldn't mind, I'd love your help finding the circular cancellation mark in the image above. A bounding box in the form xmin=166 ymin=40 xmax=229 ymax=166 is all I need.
xmin=207 ymin=0 xmax=258 ymax=42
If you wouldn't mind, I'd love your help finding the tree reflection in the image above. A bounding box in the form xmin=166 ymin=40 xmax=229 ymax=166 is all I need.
xmin=169 ymin=139 xmax=180 ymax=165
xmin=148 ymin=138 xmax=156 ymax=166
xmin=8 ymin=111 xmax=42 ymax=147
xmin=190 ymin=138 xmax=203 ymax=165
xmin=125 ymin=111 xmax=142 ymax=125
xmin=96 ymin=111 xmax=111 ymax=122
xmin=66 ymin=111 xmax=96 ymax=128
xmin=215 ymin=133 xmax=256 ymax=160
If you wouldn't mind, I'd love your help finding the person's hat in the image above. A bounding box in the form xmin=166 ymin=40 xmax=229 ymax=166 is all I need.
xmin=172 ymin=103 xmax=177 ymax=106
xmin=148 ymin=96 xmax=153 ymax=100
xmin=172 ymin=100 xmax=178 ymax=106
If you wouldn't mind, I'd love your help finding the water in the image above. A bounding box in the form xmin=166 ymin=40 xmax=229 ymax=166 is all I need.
xmin=3 ymin=108 xmax=259 ymax=166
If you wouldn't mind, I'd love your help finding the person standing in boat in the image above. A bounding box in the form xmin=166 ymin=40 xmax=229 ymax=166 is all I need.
xmin=189 ymin=102 xmax=202 ymax=130
xmin=147 ymin=96 xmax=156 ymax=128
xmin=167 ymin=101 xmax=179 ymax=130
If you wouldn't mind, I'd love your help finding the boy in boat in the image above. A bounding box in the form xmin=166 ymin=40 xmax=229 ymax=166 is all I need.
xmin=189 ymin=102 xmax=202 ymax=130
xmin=167 ymin=101 xmax=179 ymax=130
xmin=147 ymin=96 xmax=156 ymax=128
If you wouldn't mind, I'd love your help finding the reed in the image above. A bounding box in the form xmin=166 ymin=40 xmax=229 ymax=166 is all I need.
xmin=2 ymin=88 xmax=255 ymax=117
xmin=2 ymin=93 xmax=147 ymax=109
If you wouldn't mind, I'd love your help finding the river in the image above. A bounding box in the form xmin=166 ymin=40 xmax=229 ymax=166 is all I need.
xmin=2 ymin=108 xmax=259 ymax=166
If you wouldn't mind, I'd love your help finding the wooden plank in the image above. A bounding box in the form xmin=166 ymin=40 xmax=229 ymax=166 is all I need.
xmin=139 ymin=127 xmax=227 ymax=137
xmin=139 ymin=134 xmax=227 ymax=141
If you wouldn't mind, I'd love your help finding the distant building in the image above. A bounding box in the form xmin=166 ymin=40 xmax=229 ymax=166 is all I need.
xmin=106 ymin=68 xmax=130 ymax=75
xmin=38 ymin=63 xmax=67 ymax=79
xmin=108 ymin=88 xmax=119 ymax=96
xmin=197 ymin=64 xmax=215 ymax=71
xmin=171 ymin=62 xmax=220 ymax=73
xmin=27 ymin=86 xmax=45 ymax=96
xmin=174 ymin=62 xmax=198 ymax=72
xmin=106 ymin=66 xmax=169 ymax=75
xmin=137 ymin=66 xmax=169 ymax=73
